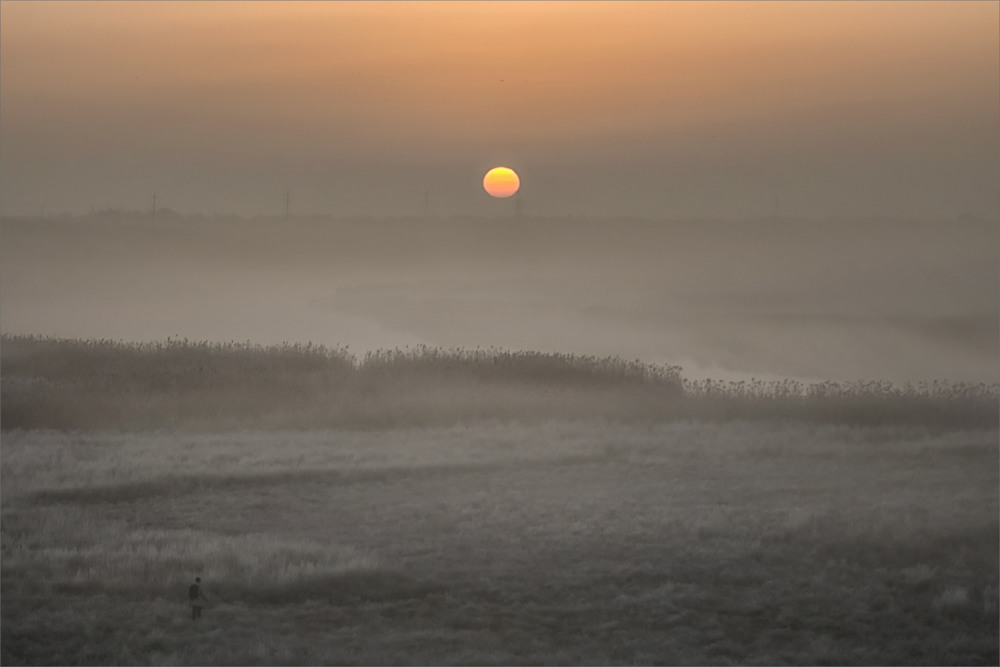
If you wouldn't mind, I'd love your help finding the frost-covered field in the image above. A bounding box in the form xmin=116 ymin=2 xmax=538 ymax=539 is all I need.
xmin=2 ymin=421 xmax=997 ymax=665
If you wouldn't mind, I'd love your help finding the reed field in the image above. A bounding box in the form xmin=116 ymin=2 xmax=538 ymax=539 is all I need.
xmin=1 ymin=335 xmax=997 ymax=665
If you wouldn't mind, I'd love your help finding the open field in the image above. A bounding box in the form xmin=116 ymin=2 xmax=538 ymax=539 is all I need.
xmin=3 ymin=423 xmax=998 ymax=665
xmin=1 ymin=337 xmax=998 ymax=664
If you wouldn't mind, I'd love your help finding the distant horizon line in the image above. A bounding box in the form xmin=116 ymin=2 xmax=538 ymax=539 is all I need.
xmin=1 ymin=209 xmax=992 ymax=225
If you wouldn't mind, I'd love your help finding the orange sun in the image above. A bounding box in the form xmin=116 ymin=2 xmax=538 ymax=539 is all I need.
xmin=483 ymin=166 xmax=520 ymax=198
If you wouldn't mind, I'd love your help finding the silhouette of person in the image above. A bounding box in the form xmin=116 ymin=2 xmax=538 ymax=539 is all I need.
xmin=189 ymin=577 xmax=207 ymax=620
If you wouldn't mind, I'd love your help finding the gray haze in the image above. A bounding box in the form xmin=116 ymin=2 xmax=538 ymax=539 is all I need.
xmin=2 ymin=214 xmax=996 ymax=384
xmin=2 ymin=3 xmax=997 ymax=383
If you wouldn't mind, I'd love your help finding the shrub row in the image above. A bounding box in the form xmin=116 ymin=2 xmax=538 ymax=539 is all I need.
xmin=1 ymin=335 xmax=995 ymax=431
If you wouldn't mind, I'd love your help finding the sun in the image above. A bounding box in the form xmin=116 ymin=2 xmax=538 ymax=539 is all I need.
xmin=483 ymin=166 xmax=520 ymax=198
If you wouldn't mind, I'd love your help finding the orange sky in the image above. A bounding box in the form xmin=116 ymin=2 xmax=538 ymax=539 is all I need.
xmin=1 ymin=1 xmax=997 ymax=217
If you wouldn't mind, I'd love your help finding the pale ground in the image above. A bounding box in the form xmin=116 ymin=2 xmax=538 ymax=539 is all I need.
xmin=2 ymin=421 xmax=997 ymax=665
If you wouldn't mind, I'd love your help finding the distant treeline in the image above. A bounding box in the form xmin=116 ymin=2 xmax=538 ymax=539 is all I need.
xmin=1 ymin=335 xmax=996 ymax=431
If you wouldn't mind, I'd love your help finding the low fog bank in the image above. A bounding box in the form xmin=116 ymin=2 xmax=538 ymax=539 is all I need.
xmin=1 ymin=213 xmax=996 ymax=384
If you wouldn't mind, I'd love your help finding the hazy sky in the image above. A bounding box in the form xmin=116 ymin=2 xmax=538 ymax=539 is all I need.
xmin=2 ymin=1 xmax=997 ymax=219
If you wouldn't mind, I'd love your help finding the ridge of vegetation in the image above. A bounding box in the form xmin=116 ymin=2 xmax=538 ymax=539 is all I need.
xmin=2 ymin=334 xmax=996 ymax=431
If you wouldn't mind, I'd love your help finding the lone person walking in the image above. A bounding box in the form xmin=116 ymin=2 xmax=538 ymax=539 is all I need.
xmin=189 ymin=577 xmax=207 ymax=620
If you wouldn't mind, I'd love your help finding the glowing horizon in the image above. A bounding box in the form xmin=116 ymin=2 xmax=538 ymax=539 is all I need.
xmin=1 ymin=1 xmax=996 ymax=218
